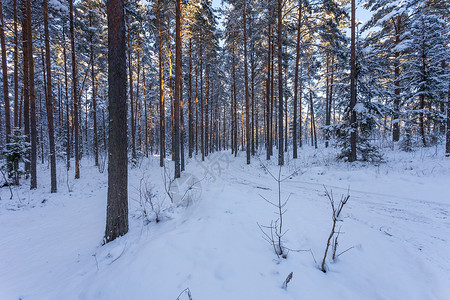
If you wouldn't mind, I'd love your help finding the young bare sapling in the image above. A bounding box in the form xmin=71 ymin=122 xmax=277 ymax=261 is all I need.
xmin=321 ymin=186 xmax=350 ymax=273
xmin=258 ymin=159 xmax=298 ymax=259
xmin=139 ymin=177 xmax=164 ymax=223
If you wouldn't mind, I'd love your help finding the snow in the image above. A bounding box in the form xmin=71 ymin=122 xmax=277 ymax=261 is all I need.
xmin=1 ymin=146 xmax=449 ymax=299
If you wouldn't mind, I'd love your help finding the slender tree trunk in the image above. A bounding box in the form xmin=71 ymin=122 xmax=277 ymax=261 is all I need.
xmin=188 ymin=39 xmax=193 ymax=158
xmin=293 ymin=0 xmax=302 ymax=158
xmin=22 ymin=0 xmax=30 ymax=171
xmin=0 ymin=0 xmax=10 ymax=140
xmin=25 ymin=0 xmax=37 ymax=189
xmin=309 ymin=87 xmax=317 ymax=149
xmin=266 ymin=13 xmax=271 ymax=160
xmin=277 ymin=0 xmax=284 ymax=166
xmin=13 ymin=0 xmax=18 ymax=129
xmin=325 ymin=54 xmax=330 ymax=148
xmin=420 ymin=48 xmax=427 ymax=147
xmin=158 ymin=0 xmax=165 ymax=167
xmin=200 ymin=46 xmax=204 ymax=161
xmin=392 ymin=17 xmax=401 ymax=142
xmin=195 ymin=65 xmax=198 ymax=155
xmin=63 ymin=27 xmax=70 ymax=170
xmin=232 ymin=50 xmax=237 ymax=157
xmin=270 ymin=26 xmax=274 ymax=157
xmin=168 ymin=32 xmax=174 ymax=161
xmin=205 ymin=68 xmax=209 ymax=156
xmin=70 ymin=0 xmax=80 ymax=178
xmin=128 ymin=32 xmax=136 ymax=161
xmin=105 ymin=0 xmax=128 ymax=244
xmin=446 ymin=82 xmax=449 ymax=156
xmin=243 ymin=0 xmax=250 ymax=164
xmin=43 ymin=0 xmax=57 ymax=192
xmin=143 ymin=63 xmax=148 ymax=157
xmin=90 ymin=13 xmax=99 ymax=166
xmin=349 ymin=0 xmax=357 ymax=162
xmin=251 ymin=41 xmax=255 ymax=156
xmin=174 ymin=0 xmax=181 ymax=178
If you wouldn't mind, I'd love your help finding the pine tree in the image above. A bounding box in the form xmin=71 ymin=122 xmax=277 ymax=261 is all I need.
xmin=105 ymin=0 xmax=128 ymax=243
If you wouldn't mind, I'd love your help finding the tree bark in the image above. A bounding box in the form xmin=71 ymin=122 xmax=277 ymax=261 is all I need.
xmin=158 ymin=0 xmax=165 ymax=167
xmin=243 ymin=0 xmax=250 ymax=164
xmin=25 ymin=0 xmax=37 ymax=189
xmin=63 ymin=27 xmax=71 ymax=170
xmin=349 ymin=0 xmax=357 ymax=162
xmin=200 ymin=46 xmax=204 ymax=161
xmin=90 ymin=12 xmax=99 ymax=166
xmin=13 ymin=0 xmax=18 ymax=129
xmin=105 ymin=0 xmax=128 ymax=243
xmin=293 ymin=0 xmax=302 ymax=158
xmin=188 ymin=38 xmax=193 ymax=158
xmin=392 ymin=16 xmax=401 ymax=142
xmin=70 ymin=0 xmax=80 ymax=178
xmin=0 ymin=0 xmax=10 ymax=140
xmin=277 ymin=0 xmax=284 ymax=166
xmin=174 ymin=0 xmax=181 ymax=178
xmin=43 ymin=0 xmax=57 ymax=192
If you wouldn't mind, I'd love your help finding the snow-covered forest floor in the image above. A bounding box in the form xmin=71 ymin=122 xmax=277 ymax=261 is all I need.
xmin=1 ymin=145 xmax=449 ymax=300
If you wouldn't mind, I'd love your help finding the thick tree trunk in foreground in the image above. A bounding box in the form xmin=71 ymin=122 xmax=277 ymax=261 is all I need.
xmin=105 ymin=0 xmax=128 ymax=243
xmin=174 ymin=0 xmax=181 ymax=178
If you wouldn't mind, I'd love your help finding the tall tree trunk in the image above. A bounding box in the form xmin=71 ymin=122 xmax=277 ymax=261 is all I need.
xmin=243 ymin=0 xmax=250 ymax=164
xmin=70 ymin=0 xmax=80 ymax=178
xmin=309 ymin=87 xmax=317 ymax=149
xmin=446 ymin=81 xmax=449 ymax=156
xmin=232 ymin=49 xmax=237 ymax=157
xmin=168 ymin=32 xmax=174 ymax=161
xmin=13 ymin=0 xmax=18 ymax=129
xmin=277 ymin=0 xmax=284 ymax=166
xmin=90 ymin=13 xmax=99 ymax=166
xmin=325 ymin=54 xmax=330 ymax=148
xmin=200 ymin=46 xmax=204 ymax=161
xmin=63 ymin=27 xmax=70 ymax=170
xmin=293 ymin=0 xmax=302 ymax=158
xmin=420 ymin=49 xmax=427 ymax=147
xmin=143 ymin=63 xmax=148 ymax=157
xmin=174 ymin=0 xmax=181 ymax=178
xmin=266 ymin=11 xmax=271 ymax=160
xmin=188 ymin=38 xmax=193 ymax=158
xmin=43 ymin=0 xmax=57 ymax=192
xmin=392 ymin=16 xmax=401 ymax=142
xmin=0 ymin=0 xmax=10 ymax=140
xmin=158 ymin=0 xmax=165 ymax=167
xmin=128 ymin=32 xmax=136 ymax=161
xmin=251 ymin=41 xmax=255 ymax=156
xmin=105 ymin=0 xmax=128 ymax=244
xmin=349 ymin=0 xmax=357 ymax=162
xmin=195 ymin=65 xmax=198 ymax=155
xmin=25 ymin=0 xmax=37 ymax=189
xmin=205 ymin=68 xmax=209 ymax=156
xmin=22 ymin=0 xmax=30 ymax=171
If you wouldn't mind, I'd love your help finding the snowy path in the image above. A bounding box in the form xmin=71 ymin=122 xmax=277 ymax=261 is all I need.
xmin=0 ymin=149 xmax=449 ymax=299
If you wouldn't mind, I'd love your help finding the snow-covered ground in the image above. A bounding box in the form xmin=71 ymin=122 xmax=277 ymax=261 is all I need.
xmin=1 ymin=146 xmax=449 ymax=300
